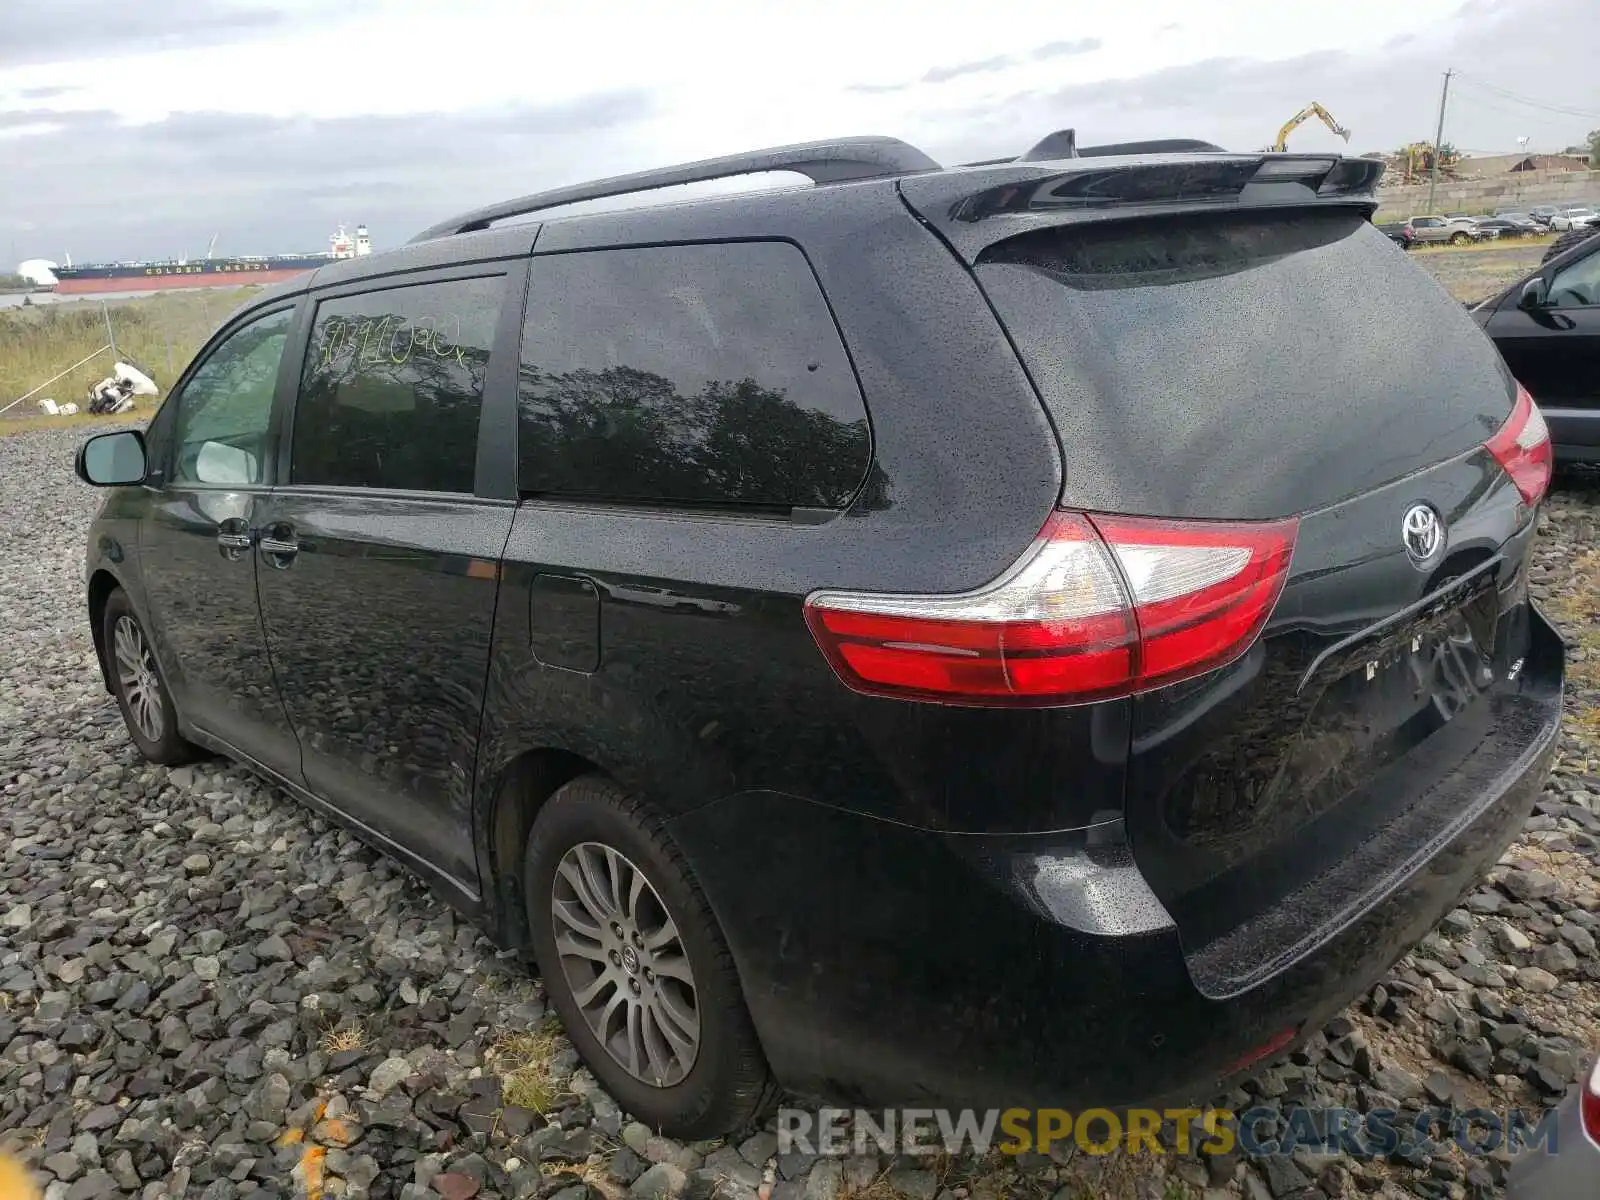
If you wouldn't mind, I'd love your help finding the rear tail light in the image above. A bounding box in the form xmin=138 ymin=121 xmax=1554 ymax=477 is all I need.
xmin=1485 ymin=382 xmax=1553 ymax=506
xmin=804 ymin=511 xmax=1298 ymax=706
xmin=1584 ymin=1057 xmax=1600 ymax=1145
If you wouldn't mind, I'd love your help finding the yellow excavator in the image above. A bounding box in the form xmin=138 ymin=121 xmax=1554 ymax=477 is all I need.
xmin=1394 ymin=142 xmax=1458 ymax=184
xmin=1272 ymin=103 xmax=1352 ymax=152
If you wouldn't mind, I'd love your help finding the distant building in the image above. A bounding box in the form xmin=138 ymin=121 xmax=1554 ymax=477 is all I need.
xmin=15 ymin=259 xmax=59 ymax=286
xmin=1459 ymin=153 xmax=1590 ymax=176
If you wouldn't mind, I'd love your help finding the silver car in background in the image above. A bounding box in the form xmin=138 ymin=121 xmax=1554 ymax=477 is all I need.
xmin=1550 ymin=206 xmax=1598 ymax=232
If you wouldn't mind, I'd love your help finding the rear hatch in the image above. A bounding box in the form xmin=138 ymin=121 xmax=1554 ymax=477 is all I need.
xmin=901 ymin=159 xmax=1556 ymax=995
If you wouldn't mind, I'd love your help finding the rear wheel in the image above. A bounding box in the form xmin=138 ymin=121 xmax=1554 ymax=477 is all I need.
xmin=103 ymin=588 xmax=196 ymax=765
xmin=523 ymin=774 xmax=774 ymax=1137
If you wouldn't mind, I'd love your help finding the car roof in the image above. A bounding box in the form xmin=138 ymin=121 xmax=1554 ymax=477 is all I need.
xmin=302 ymin=131 xmax=1385 ymax=288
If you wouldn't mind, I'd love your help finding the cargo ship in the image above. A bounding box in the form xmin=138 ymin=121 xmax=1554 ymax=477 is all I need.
xmin=48 ymin=224 xmax=371 ymax=295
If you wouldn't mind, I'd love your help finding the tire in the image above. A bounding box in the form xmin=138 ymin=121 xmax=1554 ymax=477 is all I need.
xmin=102 ymin=588 xmax=197 ymax=765
xmin=1450 ymin=231 xmax=1469 ymax=245
xmin=523 ymin=774 xmax=774 ymax=1137
xmin=1541 ymin=228 xmax=1599 ymax=265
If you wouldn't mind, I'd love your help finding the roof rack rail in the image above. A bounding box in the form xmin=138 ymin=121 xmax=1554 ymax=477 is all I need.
xmin=410 ymin=136 xmax=941 ymax=243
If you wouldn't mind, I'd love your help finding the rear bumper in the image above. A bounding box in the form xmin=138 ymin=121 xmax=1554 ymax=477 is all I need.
xmin=671 ymin=608 xmax=1562 ymax=1110
xmin=1545 ymin=407 xmax=1600 ymax=464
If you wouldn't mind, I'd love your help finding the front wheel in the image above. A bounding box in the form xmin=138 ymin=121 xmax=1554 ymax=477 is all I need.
xmin=103 ymin=588 xmax=197 ymax=765
xmin=523 ymin=774 xmax=774 ymax=1137
xmin=1450 ymin=231 xmax=1469 ymax=245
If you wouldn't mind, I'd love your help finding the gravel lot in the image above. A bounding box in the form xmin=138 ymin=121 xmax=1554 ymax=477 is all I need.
xmin=1 ymin=424 xmax=1597 ymax=1200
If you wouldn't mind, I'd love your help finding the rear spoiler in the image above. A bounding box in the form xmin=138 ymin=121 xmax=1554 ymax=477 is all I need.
xmin=901 ymin=154 xmax=1386 ymax=263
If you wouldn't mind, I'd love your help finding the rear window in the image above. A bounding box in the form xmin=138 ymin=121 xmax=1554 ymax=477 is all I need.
xmin=517 ymin=241 xmax=871 ymax=510
xmin=977 ymin=210 xmax=1513 ymax=519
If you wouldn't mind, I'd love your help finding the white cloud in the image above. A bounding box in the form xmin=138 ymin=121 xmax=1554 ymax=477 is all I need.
xmin=1 ymin=0 xmax=1595 ymax=261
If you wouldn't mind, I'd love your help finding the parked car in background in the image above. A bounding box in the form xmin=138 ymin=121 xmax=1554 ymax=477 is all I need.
xmin=1550 ymin=207 xmax=1598 ymax=232
xmin=1408 ymin=215 xmax=1489 ymax=244
xmin=1490 ymin=214 xmax=1543 ymax=235
xmin=1377 ymin=220 xmax=1414 ymax=248
xmin=1477 ymin=218 xmax=1534 ymax=239
xmin=1506 ymin=1053 xmax=1599 ymax=1198
xmin=71 ymin=134 xmax=1562 ymax=1137
xmin=1474 ymin=225 xmax=1600 ymax=464
xmin=1529 ymin=205 xmax=1561 ymax=226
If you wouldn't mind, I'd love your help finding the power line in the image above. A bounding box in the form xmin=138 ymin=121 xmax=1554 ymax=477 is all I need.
xmin=1450 ymin=88 xmax=1587 ymax=132
xmin=1452 ymin=71 xmax=1600 ymax=120
xmin=1454 ymin=72 xmax=1598 ymax=118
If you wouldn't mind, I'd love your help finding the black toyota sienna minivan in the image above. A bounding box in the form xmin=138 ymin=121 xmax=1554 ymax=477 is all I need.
xmin=75 ymin=133 xmax=1564 ymax=1137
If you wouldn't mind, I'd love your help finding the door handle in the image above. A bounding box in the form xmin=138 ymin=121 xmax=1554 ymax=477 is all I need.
xmin=258 ymin=523 xmax=299 ymax=567
xmin=216 ymin=518 xmax=254 ymax=560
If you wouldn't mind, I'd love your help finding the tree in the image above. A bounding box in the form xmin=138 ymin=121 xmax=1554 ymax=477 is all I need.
xmin=1589 ymin=129 xmax=1600 ymax=165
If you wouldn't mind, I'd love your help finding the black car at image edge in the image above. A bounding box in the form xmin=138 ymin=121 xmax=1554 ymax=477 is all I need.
xmin=1473 ymin=227 xmax=1600 ymax=465
xmin=74 ymin=131 xmax=1565 ymax=1137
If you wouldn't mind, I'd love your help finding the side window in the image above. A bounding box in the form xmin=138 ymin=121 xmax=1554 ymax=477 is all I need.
xmin=1548 ymin=249 xmax=1600 ymax=308
xmin=170 ymin=308 xmax=292 ymax=486
xmin=517 ymin=241 xmax=871 ymax=509
xmin=293 ymin=275 xmax=503 ymax=493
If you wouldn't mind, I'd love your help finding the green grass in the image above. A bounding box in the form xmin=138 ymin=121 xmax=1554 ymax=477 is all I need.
xmin=1374 ymin=199 xmax=1576 ymax=221
xmin=0 ymin=288 xmax=264 ymax=416
xmin=1409 ymin=232 xmax=1557 ymax=255
xmin=489 ymin=1018 xmax=568 ymax=1113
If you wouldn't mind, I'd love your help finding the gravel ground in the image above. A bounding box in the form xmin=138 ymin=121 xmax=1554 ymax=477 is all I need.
xmin=1 ymin=425 xmax=1597 ymax=1200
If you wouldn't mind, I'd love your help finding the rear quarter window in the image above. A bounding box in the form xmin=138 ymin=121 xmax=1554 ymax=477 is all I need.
xmin=517 ymin=241 xmax=871 ymax=510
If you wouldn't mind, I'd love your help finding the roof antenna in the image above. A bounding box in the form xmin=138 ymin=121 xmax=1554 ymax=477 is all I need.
xmin=1020 ymin=129 xmax=1079 ymax=161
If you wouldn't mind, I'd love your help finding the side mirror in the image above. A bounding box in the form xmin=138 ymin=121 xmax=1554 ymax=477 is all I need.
xmin=1518 ymin=277 xmax=1549 ymax=311
xmin=75 ymin=429 xmax=148 ymax=487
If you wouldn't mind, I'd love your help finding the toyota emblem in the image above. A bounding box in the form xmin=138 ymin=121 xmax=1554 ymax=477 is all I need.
xmin=1402 ymin=503 xmax=1444 ymax=566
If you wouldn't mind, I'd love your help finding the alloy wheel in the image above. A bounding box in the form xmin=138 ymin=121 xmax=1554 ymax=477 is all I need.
xmin=112 ymin=615 xmax=164 ymax=743
xmin=551 ymin=841 xmax=700 ymax=1087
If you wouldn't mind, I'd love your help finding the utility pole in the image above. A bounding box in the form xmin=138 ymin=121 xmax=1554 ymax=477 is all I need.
xmin=1426 ymin=68 xmax=1453 ymax=216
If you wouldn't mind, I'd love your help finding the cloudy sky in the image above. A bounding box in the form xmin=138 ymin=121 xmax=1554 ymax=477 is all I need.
xmin=2 ymin=0 xmax=1596 ymax=266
